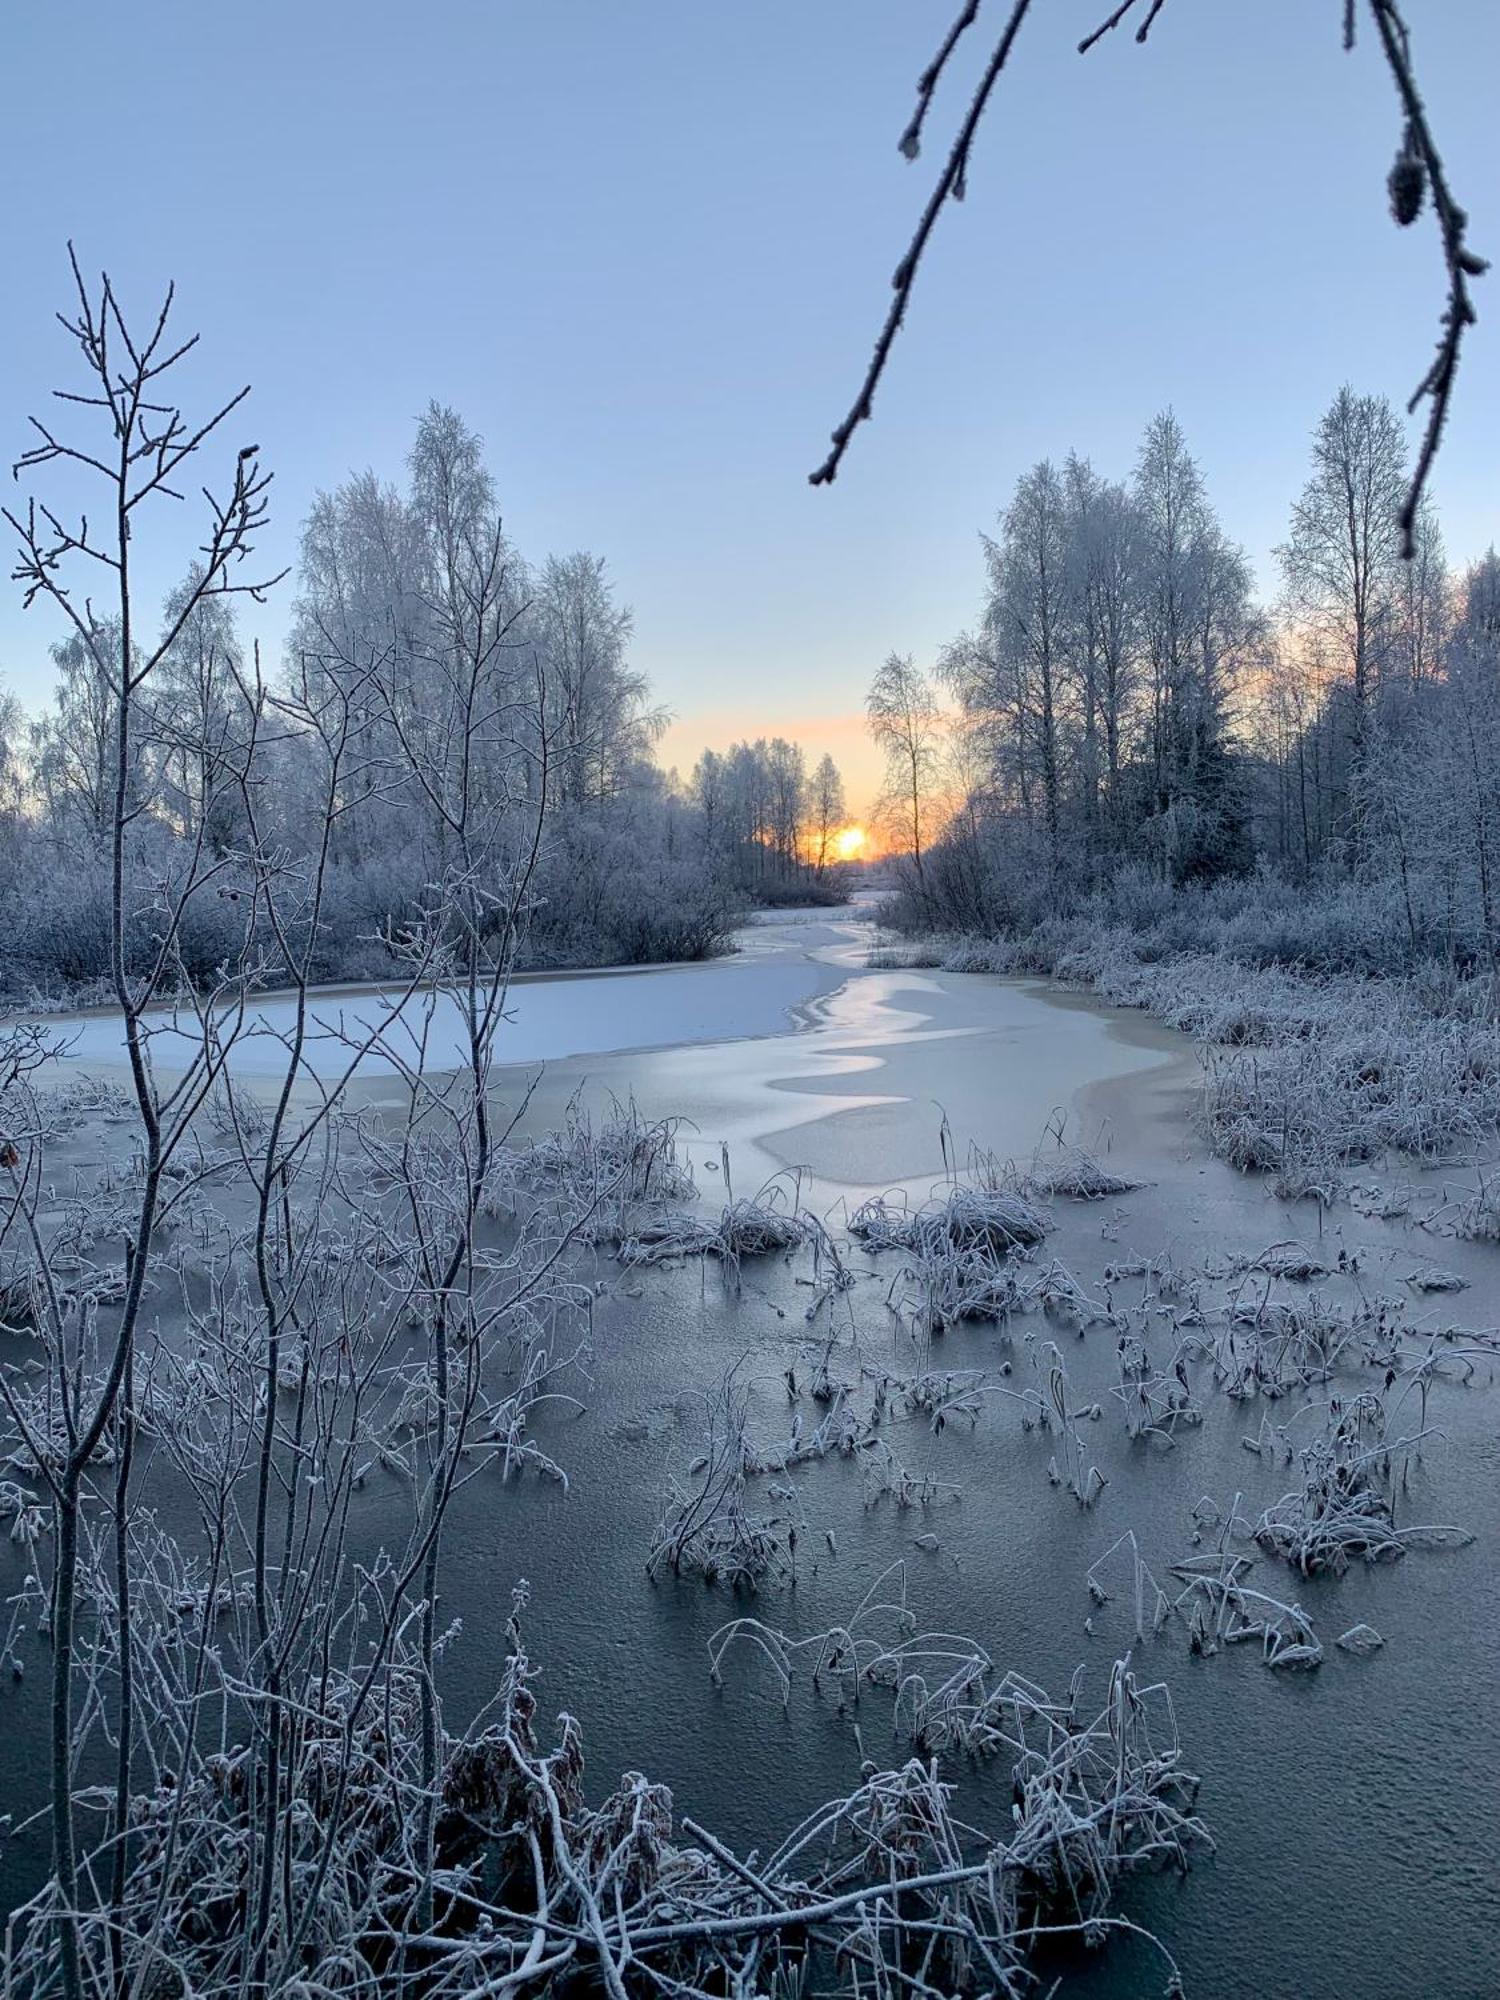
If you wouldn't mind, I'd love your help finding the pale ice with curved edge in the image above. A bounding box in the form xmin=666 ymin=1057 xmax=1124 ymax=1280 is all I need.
xmin=23 ymin=912 xmax=864 ymax=1081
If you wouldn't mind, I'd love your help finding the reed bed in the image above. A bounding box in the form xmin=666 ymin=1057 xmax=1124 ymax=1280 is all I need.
xmin=850 ymin=1183 xmax=1051 ymax=1259
xmin=0 ymin=1603 xmax=1205 ymax=2000
xmin=494 ymin=1090 xmax=697 ymax=1242
xmin=1251 ymin=1390 xmax=1475 ymax=1575
xmin=1021 ymin=1146 xmax=1141 ymax=1202
xmin=1089 ymin=1522 xmax=1324 ymax=1673
xmin=646 ymin=1375 xmax=799 ymax=1588
xmin=622 ymin=1193 xmax=812 ymax=1269
xmin=705 ymin=1573 xmax=1209 ymax=1992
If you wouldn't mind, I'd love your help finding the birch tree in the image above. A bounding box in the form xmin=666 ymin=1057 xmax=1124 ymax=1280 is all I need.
xmin=867 ymin=652 xmax=943 ymax=876
xmin=809 ymin=751 xmax=847 ymax=874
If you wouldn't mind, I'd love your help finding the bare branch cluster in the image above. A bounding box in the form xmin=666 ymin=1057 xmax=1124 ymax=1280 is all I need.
xmin=811 ymin=0 xmax=1486 ymax=551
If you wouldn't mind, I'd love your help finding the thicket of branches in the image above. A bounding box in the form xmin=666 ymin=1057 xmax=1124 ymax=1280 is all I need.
xmin=0 ymin=255 xmax=575 ymax=1999
xmin=882 ymin=390 xmax=1500 ymax=979
xmin=813 ymin=0 xmax=1486 ymax=568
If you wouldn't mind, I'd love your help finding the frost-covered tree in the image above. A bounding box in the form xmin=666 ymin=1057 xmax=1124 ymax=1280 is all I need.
xmin=1360 ymin=550 xmax=1500 ymax=968
xmin=1452 ymin=547 xmax=1500 ymax=676
xmin=867 ymin=652 xmax=943 ymax=874
xmin=536 ymin=551 xmax=660 ymax=807
xmin=1279 ymin=388 xmax=1408 ymax=719
xmin=1391 ymin=503 xmax=1451 ymax=692
xmin=765 ymin=736 xmax=807 ymax=869
xmin=1063 ymin=454 xmax=1140 ymax=849
xmin=989 ymin=460 xmax=1071 ymax=870
xmin=691 ymin=745 xmax=729 ymax=853
xmin=149 ymin=573 xmax=251 ymax=853
xmin=28 ymin=625 xmax=126 ymax=847
xmin=1133 ymin=412 xmax=1255 ymax=880
xmin=809 ymin=751 xmax=847 ymax=874
xmin=939 ymin=414 xmax=1252 ymax=893
xmin=280 ymin=408 xmax=710 ymax=970
xmin=3 ymin=253 xmax=285 ymax=1995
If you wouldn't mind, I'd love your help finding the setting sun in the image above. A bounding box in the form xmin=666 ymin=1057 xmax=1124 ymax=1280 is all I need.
xmin=833 ymin=825 xmax=868 ymax=862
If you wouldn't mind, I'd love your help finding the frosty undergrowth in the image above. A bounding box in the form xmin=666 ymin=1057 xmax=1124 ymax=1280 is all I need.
xmin=874 ymin=924 xmax=1500 ymax=1208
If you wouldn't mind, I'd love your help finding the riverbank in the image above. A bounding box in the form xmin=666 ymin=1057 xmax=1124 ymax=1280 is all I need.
xmin=872 ymin=923 xmax=1500 ymax=1230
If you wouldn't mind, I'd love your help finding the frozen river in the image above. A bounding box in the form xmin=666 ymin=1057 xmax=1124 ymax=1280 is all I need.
xmin=6 ymin=907 xmax=1500 ymax=1998
xmin=32 ymin=920 xmax=858 ymax=1078
xmin=31 ymin=907 xmax=1188 ymax=1190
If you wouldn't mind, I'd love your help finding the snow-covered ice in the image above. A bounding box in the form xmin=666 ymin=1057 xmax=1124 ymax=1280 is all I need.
xmin=33 ymin=946 xmax=852 ymax=1081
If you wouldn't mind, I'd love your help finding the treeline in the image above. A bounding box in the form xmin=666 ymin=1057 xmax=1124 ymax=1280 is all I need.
xmin=688 ymin=739 xmax=850 ymax=904
xmin=0 ymin=406 xmax=848 ymax=998
xmin=884 ymin=390 xmax=1500 ymax=975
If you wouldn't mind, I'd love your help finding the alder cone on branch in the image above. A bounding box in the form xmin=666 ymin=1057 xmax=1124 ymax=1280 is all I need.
xmin=1388 ymin=148 xmax=1425 ymax=227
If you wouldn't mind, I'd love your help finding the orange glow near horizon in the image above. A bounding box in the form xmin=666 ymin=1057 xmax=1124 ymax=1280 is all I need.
xmin=658 ymin=711 xmax=887 ymax=825
xmin=833 ymin=824 xmax=868 ymax=862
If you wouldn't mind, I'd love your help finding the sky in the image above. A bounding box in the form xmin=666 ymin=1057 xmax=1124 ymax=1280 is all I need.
xmin=2 ymin=1 xmax=1497 ymax=819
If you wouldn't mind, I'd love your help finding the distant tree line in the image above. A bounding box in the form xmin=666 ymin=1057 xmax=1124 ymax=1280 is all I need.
xmin=686 ymin=738 xmax=851 ymax=905
xmin=877 ymin=388 xmax=1500 ymax=973
xmin=0 ymin=407 xmax=853 ymax=997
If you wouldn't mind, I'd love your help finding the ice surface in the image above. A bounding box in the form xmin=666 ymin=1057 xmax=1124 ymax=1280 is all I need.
xmin=32 ymin=951 xmax=850 ymax=1081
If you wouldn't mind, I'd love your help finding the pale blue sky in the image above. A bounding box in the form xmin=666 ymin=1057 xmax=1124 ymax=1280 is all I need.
xmin=3 ymin=1 xmax=1496 ymax=809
